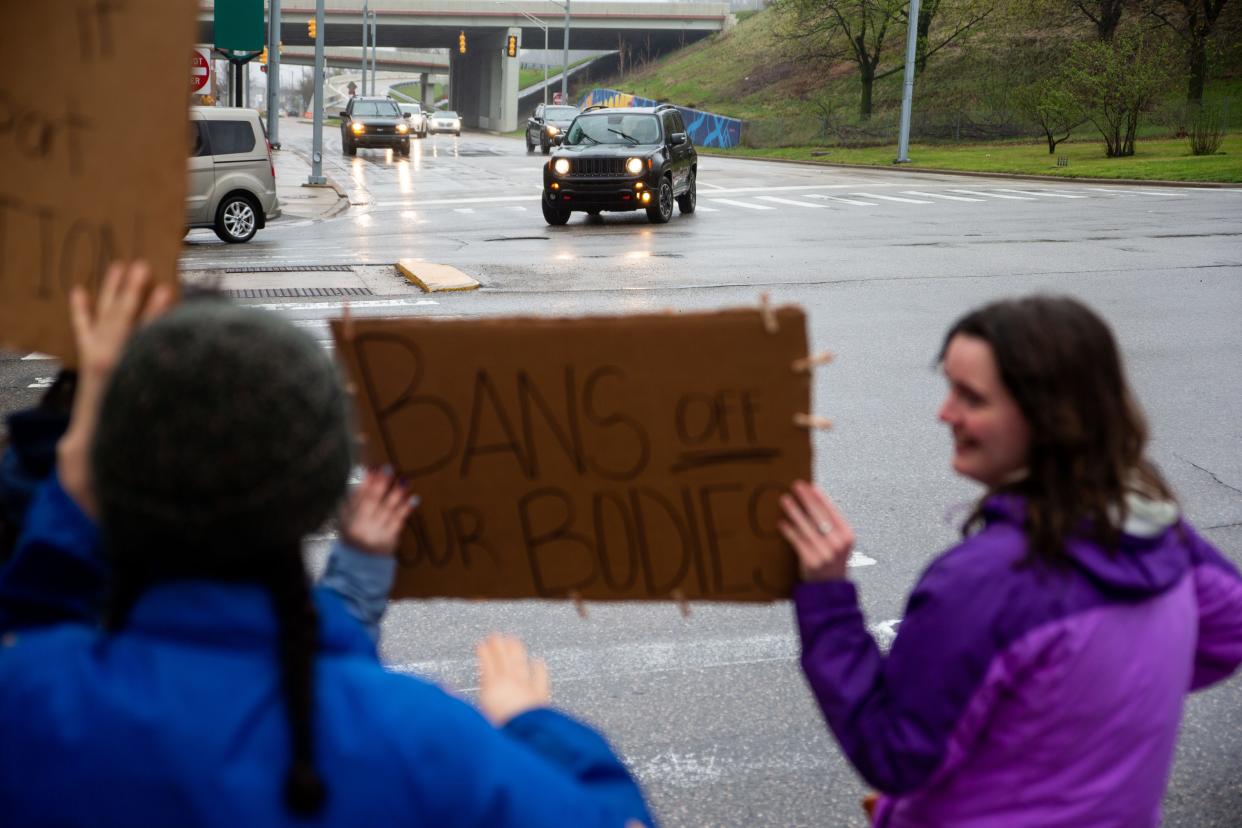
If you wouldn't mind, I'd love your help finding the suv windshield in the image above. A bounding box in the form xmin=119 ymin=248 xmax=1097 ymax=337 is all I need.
xmin=353 ymin=101 xmax=400 ymax=117
xmin=565 ymin=113 xmax=661 ymax=146
xmin=544 ymin=106 xmax=578 ymax=120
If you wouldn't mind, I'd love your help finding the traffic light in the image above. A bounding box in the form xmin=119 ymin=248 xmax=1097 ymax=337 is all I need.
xmin=458 ymin=31 xmax=466 ymax=54
xmin=259 ymin=47 xmax=268 ymax=65
xmin=506 ymin=35 xmax=517 ymax=58
xmin=307 ymin=18 xmax=317 ymax=39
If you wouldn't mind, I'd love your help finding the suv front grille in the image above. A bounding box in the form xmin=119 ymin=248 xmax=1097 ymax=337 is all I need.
xmin=570 ymin=157 xmax=628 ymax=177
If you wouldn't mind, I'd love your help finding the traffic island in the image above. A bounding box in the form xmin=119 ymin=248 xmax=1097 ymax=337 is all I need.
xmin=395 ymin=260 xmax=480 ymax=292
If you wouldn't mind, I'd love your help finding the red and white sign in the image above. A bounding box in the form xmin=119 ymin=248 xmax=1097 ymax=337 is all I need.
xmin=191 ymin=48 xmax=211 ymax=94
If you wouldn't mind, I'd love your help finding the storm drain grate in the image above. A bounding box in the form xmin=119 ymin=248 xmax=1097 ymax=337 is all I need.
xmin=226 ymin=287 xmax=374 ymax=299
xmin=224 ymin=265 xmax=356 ymax=273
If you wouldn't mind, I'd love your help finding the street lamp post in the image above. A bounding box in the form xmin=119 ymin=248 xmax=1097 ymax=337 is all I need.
xmin=549 ymin=0 xmax=570 ymax=103
xmin=520 ymin=12 xmax=550 ymax=108
xmin=361 ymin=0 xmax=369 ymax=94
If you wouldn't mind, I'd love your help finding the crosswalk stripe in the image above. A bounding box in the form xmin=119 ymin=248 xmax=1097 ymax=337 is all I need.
xmin=902 ymin=190 xmax=984 ymax=202
xmin=851 ymin=192 xmax=934 ymax=204
xmin=806 ymin=194 xmax=877 ymax=206
xmin=949 ymin=189 xmax=1033 ymax=200
xmin=453 ymin=208 xmax=475 ymax=214
xmin=693 ymin=204 xmax=718 ymax=212
xmin=1085 ymin=187 xmax=1139 ymax=196
xmin=995 ymin=188 xmax=1086 ymax=199
xmin=1090 ymin=187 xmax=1188 ymax=198
xmin=706 ymin=198 xmax=775 ymax=211
xmin=756 ymin=196 xmax=828 ymax=208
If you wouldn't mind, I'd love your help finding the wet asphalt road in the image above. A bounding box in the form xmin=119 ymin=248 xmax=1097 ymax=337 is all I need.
xmin=3 ymin=118 xmax=1241 ymax=826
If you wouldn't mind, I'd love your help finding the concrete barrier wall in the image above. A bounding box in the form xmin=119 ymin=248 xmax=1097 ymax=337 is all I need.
xmin=577 ymin=88 xmax=742 ymax=149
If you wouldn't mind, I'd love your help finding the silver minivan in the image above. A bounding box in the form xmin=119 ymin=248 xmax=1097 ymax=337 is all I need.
xmin=187 ymin=107 xmax=280 ymax=243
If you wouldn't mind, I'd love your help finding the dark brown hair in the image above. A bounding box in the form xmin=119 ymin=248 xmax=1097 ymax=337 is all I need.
xmin=940 ymin=296 xmax=1174 ymax=566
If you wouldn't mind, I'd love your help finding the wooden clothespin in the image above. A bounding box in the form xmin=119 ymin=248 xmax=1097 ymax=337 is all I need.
xmin=341 ymin=301 xmax=355 ymax=343
xmin=793 ymin=413 xmax=834 ymax=431
xmin=671 ymin=589 xmax=691 ymax=619
xmin=759 ymin=292 xmax=778 ymax=334
xmin=570 ymin=591 xmax=588 ymax=619
xmin=791 ymin=350 xmax=835 ymax=373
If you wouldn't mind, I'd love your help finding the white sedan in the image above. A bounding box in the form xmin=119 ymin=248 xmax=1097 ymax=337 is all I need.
xmin=428 ymin=110 xmax=461 ymax=136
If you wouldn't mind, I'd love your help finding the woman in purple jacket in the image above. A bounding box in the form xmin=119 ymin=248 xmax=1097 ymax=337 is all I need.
xmin=780 ymin=296 xmax=1242 ymax=827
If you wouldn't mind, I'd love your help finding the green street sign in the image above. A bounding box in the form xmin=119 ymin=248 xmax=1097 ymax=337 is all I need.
xmin=214 ymin=0 xmax=265 ymax=53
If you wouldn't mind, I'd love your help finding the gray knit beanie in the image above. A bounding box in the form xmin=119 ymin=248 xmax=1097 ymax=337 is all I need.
xmin=92 ymin=299 xmax=352 ymax=555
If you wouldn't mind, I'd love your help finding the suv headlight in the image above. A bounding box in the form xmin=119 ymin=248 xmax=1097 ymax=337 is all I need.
xmin=546 ymin=125 xmax=559 ymax=135
xmin=553 ymin=158 xmax=570 ymax=175
xmin=350 ymin=122 xmax=364 ymax=134
xmin=396 ymin=123 xmax=409 ymax=134
xmin=625 ymin=157 xmax=644 ymax=175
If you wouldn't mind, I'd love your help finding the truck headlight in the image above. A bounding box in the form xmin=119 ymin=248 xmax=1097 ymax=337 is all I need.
xmin=546 ymin=125 xmax=560 ymax=135
xmin=553 ymin=158 xmax=570 ymax=175
xmin=625 ymin=157 xmax=643 ymax=175
xmin=396 ymin=123 xmax=409 ymax=134
xmin=350 ymin=122 xmax=364 ymax=134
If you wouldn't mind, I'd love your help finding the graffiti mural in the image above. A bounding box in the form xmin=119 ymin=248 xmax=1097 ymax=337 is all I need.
xmin=576 ymin=88 xmax=742 ymax=150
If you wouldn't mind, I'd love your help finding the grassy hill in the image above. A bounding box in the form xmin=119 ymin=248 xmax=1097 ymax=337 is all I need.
xmin=580 ymin=3 xmax=1242 ymax=161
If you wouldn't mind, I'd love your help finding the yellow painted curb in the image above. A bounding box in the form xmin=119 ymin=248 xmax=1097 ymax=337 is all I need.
xmin=395 ymin=260 xmax=480 ymax=292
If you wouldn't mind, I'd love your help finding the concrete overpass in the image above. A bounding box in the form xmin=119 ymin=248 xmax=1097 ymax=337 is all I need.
xmin=199 ymin=0 xmax=733 ymax=131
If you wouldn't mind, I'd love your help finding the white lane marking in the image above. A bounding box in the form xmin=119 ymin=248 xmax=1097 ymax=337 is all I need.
xmin=902 ymin=190 xmax=985 ymax=202
xmin=851 ymin=192 xmax=933 ymax=204
xmin=806 ymin=194 xmax=877 ymax=206
xmin=244 ymin=298 xmax=439 ymax=312
xmin=692 ymin=204 xmax=718 ymax=212
xmin=949 ymin=188 xmax=1033 ymax=200
xmin=22 ymin=352 xmax=54 ymax=360
xmin=849 ymin=552 xmax=878 ymax=568
xmin=373 ymin=194 xmax=537 ymax=207
xmin=28 ymin=377 xmax=55 ymax=389
xmin=453 ymin=208 xmax=476 ymax=214
xmin=756 ymin=196 xmax=828 ymax=209
xmin=706 ymin=198 xmax=775 ymax=211
xmin=1085 ymin=187 xmax=1139 ymax=196
xmin=505 ymin=205 xmax=529 ymax=212
xmin=1090 ymin=187 xmax=1189 ymax=198
xmin=995 ymin=188 xmax=1085 ymax=199
xmin=872 ymin=619 xmax=902 ymax=650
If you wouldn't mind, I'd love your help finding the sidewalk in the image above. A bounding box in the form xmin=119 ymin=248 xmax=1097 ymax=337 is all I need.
xmin=272 ymin=147 xmax=349 ymax=221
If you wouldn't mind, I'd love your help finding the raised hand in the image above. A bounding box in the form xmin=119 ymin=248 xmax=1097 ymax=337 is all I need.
xmin=778 ymin=480 xmax=855 ymax=582
xmin=476 ymin=634 xmax=551 ymax=727
xmin=338 ymin=468 xmax=415 ymax=557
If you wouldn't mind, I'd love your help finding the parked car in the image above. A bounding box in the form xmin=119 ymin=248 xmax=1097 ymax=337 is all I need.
xmin=398 ymin=102 xmax=428 ymax=138
xmin=428 ymin=110 xmax=462 ymax=136
xmin=526 ymin=104 xmax=579 ymax=155
xmin=542 ymin=104 xmax=697 ymax=226
xmin=186 ymin=106 xmax=281 ymax=243
xmin=339 ymin=96 xmax=411 ymax=156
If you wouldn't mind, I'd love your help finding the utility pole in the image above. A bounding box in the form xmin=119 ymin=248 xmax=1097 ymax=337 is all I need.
xmin=895 ymin=0 xmax=921 ymax=164
xmin=361 ymin=0 xmax=369 ymax=95
xmin=309 ymin=0 xmax=326 ymax=185
xmin=560 ymin=0 xmax=570 ymax=102
xmin=370 ymin=11 xmax=378 ymax=95
xmin=266 ymin=0 xmax=281 ymax=148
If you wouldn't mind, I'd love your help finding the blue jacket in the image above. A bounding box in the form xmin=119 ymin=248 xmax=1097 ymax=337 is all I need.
xmin=0 ymin=478 xmax=654 ymax=827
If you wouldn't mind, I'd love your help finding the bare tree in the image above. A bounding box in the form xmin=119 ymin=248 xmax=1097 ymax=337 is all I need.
xmin=1146 ymin=0 xmax=1231 ymax=103
xmin=1016 ymin=77 xmax=1087 ymax=152
xmin=1071 ymin=0 xmax=1130 ymax=38
xmin=910 ymin=0 xmax=994 ymax=73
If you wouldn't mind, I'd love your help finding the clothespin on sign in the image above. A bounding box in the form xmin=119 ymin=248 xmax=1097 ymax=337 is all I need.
xmin=791 ymin=350 xmax=834 ymax=373
xmin=759 ymin=292 xmax=778 ymax=334
xmin=570 ymin=591 xmax=588 ymax=619
xmin=793 ymin=413 xmax=833 ymax=431
xmin=341 ymin=301 xmax=355 ymax=343
xmin=671 ymin=589 xmax=691 ymax=619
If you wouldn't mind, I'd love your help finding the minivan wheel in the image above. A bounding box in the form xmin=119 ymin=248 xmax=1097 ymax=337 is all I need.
xmin=214 ymin=195 xmax=259 ymax=243
xmin=676 ymin=170 xmax=697 ymax=215
xmin=646 ymin=177 xmax=674 ymax=224
xmin=541 ymin=199 xmax=571 ymax=226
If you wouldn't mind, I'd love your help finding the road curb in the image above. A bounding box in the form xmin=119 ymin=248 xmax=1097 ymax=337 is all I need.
xmin=697 ymin=151 xmax=1238 ymax=189
xmin=283 ymin=147 xmax=351 ymax=216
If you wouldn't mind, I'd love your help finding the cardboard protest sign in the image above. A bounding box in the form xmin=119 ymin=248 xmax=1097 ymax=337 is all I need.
xmin=332 ymin=306 xmax=814 ymax=603
xmin=0 ymin=1 xmax=197 ymax=359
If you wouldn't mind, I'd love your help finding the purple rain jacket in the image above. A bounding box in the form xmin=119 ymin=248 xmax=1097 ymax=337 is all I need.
xmin=794 ymin=494 xmax=1242 ymax=828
